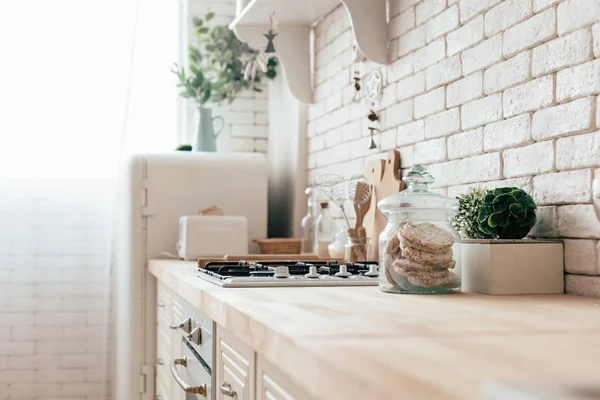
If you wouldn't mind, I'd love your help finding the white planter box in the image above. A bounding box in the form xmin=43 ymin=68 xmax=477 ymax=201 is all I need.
xmin=461 ymin=239 xmax=564 ymax=295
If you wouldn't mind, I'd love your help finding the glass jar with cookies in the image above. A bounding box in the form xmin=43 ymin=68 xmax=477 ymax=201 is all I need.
xmin=377 ymin=165 xmax=461 ymax=294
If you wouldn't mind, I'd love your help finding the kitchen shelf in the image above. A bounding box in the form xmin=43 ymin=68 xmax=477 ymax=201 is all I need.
xmin=230 ymin=0 xmax=387 ymax=103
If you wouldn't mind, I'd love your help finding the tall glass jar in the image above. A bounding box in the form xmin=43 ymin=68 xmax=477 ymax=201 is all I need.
xmin=300 ymin=188 xmax=315 ymax=254
xmin=377 ymin=165 xmax=461 ymax=294
xmin=314 ymin=202 xmax=335 ymax=259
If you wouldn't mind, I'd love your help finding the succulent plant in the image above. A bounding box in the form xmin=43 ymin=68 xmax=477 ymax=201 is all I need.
xmin=477 ymin=187 xmax=537 ymax=239
xmin=453 ymin=188 xmax=489 ymax=239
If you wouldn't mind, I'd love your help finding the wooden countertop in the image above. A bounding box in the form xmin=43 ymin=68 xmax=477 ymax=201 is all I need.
xmin=149 ymin=260 xmax=600 ymax=400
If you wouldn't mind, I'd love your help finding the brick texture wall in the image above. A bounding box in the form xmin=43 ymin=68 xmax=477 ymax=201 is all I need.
xmin=182 ymin=0 xmax=269 ymax=153
xmin=308 ymin=0 xmax=600 ymax=296
xmin=0 ymin=179 xmax=112 ymax=399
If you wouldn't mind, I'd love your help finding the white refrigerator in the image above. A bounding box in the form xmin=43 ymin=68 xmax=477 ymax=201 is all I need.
xmin=113 ymin=152 xmax=267 ymax=400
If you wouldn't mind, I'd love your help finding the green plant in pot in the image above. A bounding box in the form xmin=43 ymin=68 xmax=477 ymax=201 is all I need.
xmin=453 ymin=187 xmax=537 ymax=239
xmin=171 ymin=12 xmax=277 ymax=152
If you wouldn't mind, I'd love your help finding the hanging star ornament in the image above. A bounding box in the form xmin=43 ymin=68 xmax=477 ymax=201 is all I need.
xmin=365 ymin=70 xmax=383 ymax=101
xmin=264 ymin=29 xmax=277 ymax=53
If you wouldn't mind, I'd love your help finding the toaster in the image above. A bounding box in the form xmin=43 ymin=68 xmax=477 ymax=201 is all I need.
xmin=177 ymin=215 xmax=248 ymax=260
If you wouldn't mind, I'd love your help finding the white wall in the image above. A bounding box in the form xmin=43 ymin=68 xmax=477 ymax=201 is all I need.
xmin=307 ymin=0 xmax=600 ymax=296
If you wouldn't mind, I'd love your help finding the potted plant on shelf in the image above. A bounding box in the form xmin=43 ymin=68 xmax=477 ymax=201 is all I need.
xmin=172 ymin=12 xmax=277 ymax=152
xmin=453 ymin=187 xmax=563 ymax=295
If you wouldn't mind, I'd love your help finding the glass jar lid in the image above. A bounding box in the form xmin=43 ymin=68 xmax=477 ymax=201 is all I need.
xmin=377 ymin=165 xmax=458 ymax=215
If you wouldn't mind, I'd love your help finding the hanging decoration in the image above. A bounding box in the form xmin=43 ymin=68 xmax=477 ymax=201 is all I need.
xmin=365 ymin=70 xmax=383 ymax=102
xmin=244 ymin=13 xmax=278 ymax=81
xmin=367 ymin=110 xmax=380 ymax=150
xmin=350 ymin=42 xmax=366 ymax=103
xmin=368 ymin=127 xmax=378 ymax=149
xmin=243 ymin=51 xmax=269 ymax=81
xmin=264 ymin=13 xmax=278 ymax=54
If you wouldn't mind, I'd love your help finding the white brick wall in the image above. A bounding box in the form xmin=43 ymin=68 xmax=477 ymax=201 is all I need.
xmin=414 ymin=137 xmax=447 ymax=164
xmin=556 ymin=59 xmax=600 ymax=102
xmin=503 ymin=141 xmax=554 ymax=177
xmin=397 ymin=72 xmax=425 ymax=100
xmin=503 ymin=8 xmax=557 ymax=57
xmin=0 ymin=179 xmax=112 ymax=399
xmin=484 ymin=113 xmax=532 ymax=151
xmin=425 ymin=108 xmax=461 ymax=138
xmin=461 ymin=93 xmax=502 ymax=130
xmin=503 ymin=75 xmax=554 ymax=117
xmin=531 ymin=97 xmax=596 ymax=139
xmin=447 ymin=15 xmax=484 ymax=56
xmin=462 ymin=34 xmax=503 ymax=74
xmin=484 ymin=51 xmax=531 ymax=94
xmin=309 ymin=0 xmax=600 ymax=297
xmin=448 ymin=128 xmax=483 ymax=159
xmin=532 ymin=28 xmax=593 ymax=77
xmin=564 ymin=239 xmax=598 ymax=274
xmin=426 ymin=55 xmax=462 ymax=89
xmin=460 ymin=0 xmax=502 ymax=23
xmin=426 ymin=5 xmax=459 ymax=42
xmin=533 ymin=169 xmax=592 ymax=204
xmin=414 ymin=87 xmax=446 ymax=118
xmin=593 ymin=23 xmax=600 ymax=56
xmin=557 ymin=0 xmax=600 ymax=35
xmin=485 ymin=0 xmax=533 ymax=38
xmin=447 ymin=71 xmax=483 ymax=107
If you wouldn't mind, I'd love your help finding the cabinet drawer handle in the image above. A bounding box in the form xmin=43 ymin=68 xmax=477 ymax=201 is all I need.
xmin=170 ymin=357 xmax=207 ymax=396
xmin=220 ymin=382 xmax=237 ymax=398
xmin=157 ymin=358 xmax=164 ymax=366
xmin=158 ymin=302 xmax=165 ymax=308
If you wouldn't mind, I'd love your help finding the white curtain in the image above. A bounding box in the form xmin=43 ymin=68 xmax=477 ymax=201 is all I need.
xmin=0 ymin=1 xmax=178 ymax=398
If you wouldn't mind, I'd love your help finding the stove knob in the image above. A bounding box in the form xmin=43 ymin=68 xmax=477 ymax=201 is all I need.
xmin=273 ymin=266 xmax=290 ymax=278
xmin=335 ymin=265 xmax=352 ymax=278
xmin=305 ymin=266 xmax=320 ymax=279
xmin=365 ymin=265 xmax=379 ymax=277
xmin=169 ymin=317 xmax=194 ymax=333
xmin=188 ymin=326 xmax=202 ymax=345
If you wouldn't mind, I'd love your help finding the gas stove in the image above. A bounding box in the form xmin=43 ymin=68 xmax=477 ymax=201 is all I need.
xmin=197 ymin=260 xmax=379 ymax=287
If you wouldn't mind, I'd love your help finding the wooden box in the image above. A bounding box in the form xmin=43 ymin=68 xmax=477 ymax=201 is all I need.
xmin=461 ymin=239 xmax=564 ymax=295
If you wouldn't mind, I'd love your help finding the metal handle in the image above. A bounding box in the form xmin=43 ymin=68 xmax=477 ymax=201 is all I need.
xmin=157 ymin=302 xmax=165 ymax=308
xmin=170 ymin=357 xmax=207 ymax=396
xmin=157 ymin=358 xmax=164 ymax=366
xmin=220 ymin=382 xmax=237 ymax=398
xmin=156 ymin=395 xmax=163 ymax=400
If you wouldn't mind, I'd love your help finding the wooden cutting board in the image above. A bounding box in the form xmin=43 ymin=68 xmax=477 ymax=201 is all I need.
xmin=361 ymin=159 xmax=384 ymax=255
xmin=364 ymin=150 xmax=405 ymax=260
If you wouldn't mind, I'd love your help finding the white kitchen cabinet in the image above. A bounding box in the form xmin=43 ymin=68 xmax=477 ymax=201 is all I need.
xmin=256 ymin=355 xmax=313 ymax=400
xmin=157 ymin=282 xmax=186 ymax=400
xmin=215 ymin=327 xmax=255 ymax=400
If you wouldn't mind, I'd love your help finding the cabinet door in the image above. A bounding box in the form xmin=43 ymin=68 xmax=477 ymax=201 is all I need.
xmin=256 ymin=355 xmax=313 ymax=400
xmin=215 ymin=328 xmax=255 ymax=400
xmin=157 ymin=283 xmax=174 ymax=400
xmin=170 ymin=293 xmax=185 ymax=400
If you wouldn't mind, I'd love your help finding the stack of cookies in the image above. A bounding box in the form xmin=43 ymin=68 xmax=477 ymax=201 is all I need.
xmin=383 ymin=222 xmax=460 ymax=290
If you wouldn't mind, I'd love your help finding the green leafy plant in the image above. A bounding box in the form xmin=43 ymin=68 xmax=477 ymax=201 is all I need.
xmin=477 ymin=187 xmax=537 ymax=239
xmin=452 ymin=188 xmax=488 ymax=239
xmin=171 ymin=12 xmax=277 ymax=108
